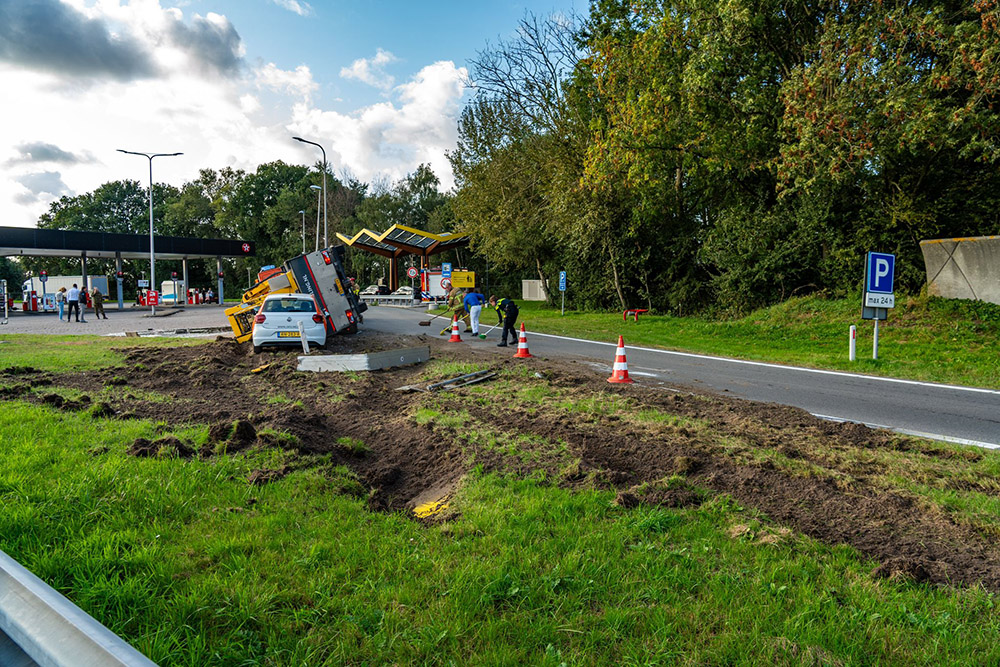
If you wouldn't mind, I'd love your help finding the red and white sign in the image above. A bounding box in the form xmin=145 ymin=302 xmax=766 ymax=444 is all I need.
xmin=242 ymin=243 xmax=251 ymax=253
xmin=147 ymin=290 xmax=159 ymax=306
xmin=407 ymin=267 xmax=418 ymax=279
xmin=440 ymin=278 xmax=451 ymax=290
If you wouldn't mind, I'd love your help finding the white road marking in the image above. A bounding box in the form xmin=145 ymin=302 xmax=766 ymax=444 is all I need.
xmin=811 ymin=413 xmax=1000 ymax=450
xmin=526 ymin=331 xmax=1000 ymax=396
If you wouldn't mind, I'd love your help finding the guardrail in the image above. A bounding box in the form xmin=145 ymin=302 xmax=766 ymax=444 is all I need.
xmin=0 ymin=549 xmax=157 ymax=666
xmin=359 ymin=295 xmax=422 ymax=307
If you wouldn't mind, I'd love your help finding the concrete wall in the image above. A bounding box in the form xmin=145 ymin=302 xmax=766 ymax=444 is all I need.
xmin=920 ymin=236 xmax=1000 ymax=305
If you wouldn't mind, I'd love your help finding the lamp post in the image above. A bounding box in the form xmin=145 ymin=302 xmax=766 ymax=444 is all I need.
xmin=298 ymin=210 xmax=306 ymax=254
xmin=309 ymin=185 xmax=322 ymax=252
xmin=117 ymin=149 xmax=182 ymax=316
xmin=293 ymin=136 xmax=328 ymax=248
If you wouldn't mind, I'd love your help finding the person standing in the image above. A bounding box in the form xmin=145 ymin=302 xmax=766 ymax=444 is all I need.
xmin=91 ymin=287 xmax=108 ymax=319
xmin=66 ymin=283 xmax=81 ymax=323
xmin=440 ymin=286 xmax=472 ymax=335
xmin=464 ymin=288 xmax=486 ymax=336
xmin=55 ymin=287 xmax=66 ymax=320
xmin=489 ymin=295 xmax=519 ymax=347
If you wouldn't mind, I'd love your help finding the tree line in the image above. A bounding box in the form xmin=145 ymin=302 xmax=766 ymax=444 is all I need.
xmin=14 ymin=163 xmax=456 ymax=299
xmin=451 ymin=0 xmax=1000 ymax=314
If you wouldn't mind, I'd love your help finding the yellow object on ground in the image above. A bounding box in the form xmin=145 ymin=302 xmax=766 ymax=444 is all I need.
xmin=413 ymin=498 xmax=450 ymax=518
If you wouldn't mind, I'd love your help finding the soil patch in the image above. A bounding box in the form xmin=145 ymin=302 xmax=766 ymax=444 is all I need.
xmin=11 ymin=331 xmax=1000 ymax=592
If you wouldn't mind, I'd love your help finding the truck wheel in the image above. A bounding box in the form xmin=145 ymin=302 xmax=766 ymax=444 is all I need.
xmin=344 ymin=322 xmax=359 ymax=335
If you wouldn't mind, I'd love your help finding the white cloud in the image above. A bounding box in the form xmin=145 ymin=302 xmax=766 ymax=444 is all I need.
xmin=339 ymin=48 xmax=398 ymax=91
xmin=255 ymin=63 xmax=319 ymax=101
xmin=292 ymin=60 xmax=468 ymax=189
xmin=0 ymin=3 xmax=468 ymax=229
xmin=271 ymin=0 xmax=313 ymax=16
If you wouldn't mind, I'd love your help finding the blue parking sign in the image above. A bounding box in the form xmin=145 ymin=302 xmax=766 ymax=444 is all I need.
xmin=866 ymin=252 xmax=895 ymax=294
xmin=442 ymin=263 xmax=452 ymax=279
xmin=559 ymin=271 xmax=566 ymax=292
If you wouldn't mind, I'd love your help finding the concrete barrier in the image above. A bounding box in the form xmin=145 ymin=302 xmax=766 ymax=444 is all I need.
xmin=920 ymin=236 xmax=1000 ymax=305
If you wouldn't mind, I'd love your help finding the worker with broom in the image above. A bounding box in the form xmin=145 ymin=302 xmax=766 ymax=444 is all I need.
xmin=489 ymin=295 xmax=519 ymax=347
xmin=440 ymin=286 xmax=472 ymax=335
xmin=464 ymin=288 xmax=486 ymax=336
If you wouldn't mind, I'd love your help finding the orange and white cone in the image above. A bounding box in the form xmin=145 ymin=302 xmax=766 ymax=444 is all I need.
xmin=448 ymin=315 xmax=462 ymax=342
xmin=513 ymin=322 xmax=533 ymax=358
xmin=607 ymin=335 xmax=633 ymax=383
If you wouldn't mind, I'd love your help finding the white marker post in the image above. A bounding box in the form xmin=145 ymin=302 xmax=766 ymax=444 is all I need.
xmin=849 ymin=325 xmax=856 ymax=361
xmin=298 ymin=320 xmax=309 ymax=354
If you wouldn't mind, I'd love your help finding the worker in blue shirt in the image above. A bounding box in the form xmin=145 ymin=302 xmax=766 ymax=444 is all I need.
xmin=463 ymin=288 xmax=486 ymax=336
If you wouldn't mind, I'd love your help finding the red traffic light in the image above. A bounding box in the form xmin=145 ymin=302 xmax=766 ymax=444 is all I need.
xmin=218 ymin=272 xmax=224 ymax=278
xmin=116 ymin=271 xmax=124 ymax=279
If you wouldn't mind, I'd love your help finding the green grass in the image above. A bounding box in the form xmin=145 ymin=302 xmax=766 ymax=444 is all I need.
xmin=0 ymin=334 xmax=208 ymax=372
xmin=504 ymin=293 xmax=1000 ymax=389
xmin=3 ymin=401 xmax=1000 ymax=664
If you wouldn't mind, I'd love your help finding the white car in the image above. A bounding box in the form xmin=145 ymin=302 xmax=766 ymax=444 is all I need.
xmin=391 ymin=285 xmax=414 ymax=296
xmin=251 ymin=293 xmax=326 ymax=354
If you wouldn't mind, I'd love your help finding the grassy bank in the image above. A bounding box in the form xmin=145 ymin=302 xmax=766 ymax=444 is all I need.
xmin=3 ymin=336 xmax=1000 ymax=664
xmin=3 ymin=400 xmax=1000 ymax=665
xmin=497 ymin=293 xmax=1000 ymax=389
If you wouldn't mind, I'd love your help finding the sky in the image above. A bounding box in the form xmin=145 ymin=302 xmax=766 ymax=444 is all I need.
xmin=0 ymin=0 xmax=581 ymax=228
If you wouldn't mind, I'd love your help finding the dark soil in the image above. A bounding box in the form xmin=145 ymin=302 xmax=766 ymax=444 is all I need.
xmin=7 ymin=330 xmax=1000 ymax=592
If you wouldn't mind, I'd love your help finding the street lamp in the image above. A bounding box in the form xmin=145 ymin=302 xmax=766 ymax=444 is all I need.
xmin=293 ymin=136 xmax=327 ymax=248
xmin=117 ymin=149 xmax=182 ymax=316
xmin=298 ymin=210 xmax=306 ymax=254
xmin=309 ymin=185 xmax=322 ymax=252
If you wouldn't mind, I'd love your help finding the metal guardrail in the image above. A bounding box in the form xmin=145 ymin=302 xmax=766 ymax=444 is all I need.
xmin=0 ymin=549 xmax=157 ymax=667
xmin=359 ymin=295 xmax=422 ymax=307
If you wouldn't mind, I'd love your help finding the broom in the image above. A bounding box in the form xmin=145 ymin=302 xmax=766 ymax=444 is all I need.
xmin=478 ymin=322 xmax=501 ymax=339
xmin=418 ymin=308 xmax=453 ymax=327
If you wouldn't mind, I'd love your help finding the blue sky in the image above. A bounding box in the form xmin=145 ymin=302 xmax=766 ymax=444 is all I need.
xmin=0 ymin=0 xmax=581 ymax=227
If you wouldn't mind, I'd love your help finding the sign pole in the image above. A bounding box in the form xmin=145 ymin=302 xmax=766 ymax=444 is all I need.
xmin=559 ymin=270 xmax=567 ymax=315
xmin=873 ymin=318 xmax=879 ymax=360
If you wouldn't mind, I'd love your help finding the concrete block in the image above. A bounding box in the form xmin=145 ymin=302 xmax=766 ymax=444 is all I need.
xmin=297 ymin=346 xmax=430 ymax=372
xmin=921 ymin=235 xmax=1000 ymax=305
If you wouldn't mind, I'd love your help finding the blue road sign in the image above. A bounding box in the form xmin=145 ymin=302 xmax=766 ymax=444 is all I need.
xmin=559 ymin=271 xmax=567 ymax=292
xmin=442 ymin=262 xmax=452 ymax=279
xmin=866 ymin=252 xmax=895 ymax=294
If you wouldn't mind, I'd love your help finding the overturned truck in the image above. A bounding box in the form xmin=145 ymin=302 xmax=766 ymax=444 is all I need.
xmin=226 ymin=246 xmax=367 ymax=344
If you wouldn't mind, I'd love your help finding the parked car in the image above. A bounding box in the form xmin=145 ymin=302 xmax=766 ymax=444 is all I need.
xmin=251 ymin=293 xmax=326 ymax=354
xmin=360 ymin=284 xmax=390 ymax=295
xmin=391 ymin=285 xmax=414 ymax=296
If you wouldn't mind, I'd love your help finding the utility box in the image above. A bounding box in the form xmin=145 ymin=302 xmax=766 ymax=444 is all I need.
xmin=521 ymin=280 xmax=546 ymax=301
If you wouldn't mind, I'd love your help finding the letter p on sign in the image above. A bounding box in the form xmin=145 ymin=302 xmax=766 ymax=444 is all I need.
xmin=866 ymin=252 xmax=895 ymax=294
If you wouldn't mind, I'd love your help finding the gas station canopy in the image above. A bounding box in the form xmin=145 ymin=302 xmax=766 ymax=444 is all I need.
xmin=335 ymin=224 xmax=468 ymax=260
xmin=0 ymin=226 xmax=255 ymax=260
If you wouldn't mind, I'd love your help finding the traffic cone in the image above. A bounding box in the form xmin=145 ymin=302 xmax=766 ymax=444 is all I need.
xmin=448 ymin=315 xmax=462 ymax=342
xmin=513 ymin=323 xmax=533 ymax=358
xmin=607 ymin=335 xmax=633 ymax=384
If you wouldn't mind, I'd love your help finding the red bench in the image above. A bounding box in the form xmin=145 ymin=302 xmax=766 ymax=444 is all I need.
xmin=623 ymin=308 xmax=649 ymax=322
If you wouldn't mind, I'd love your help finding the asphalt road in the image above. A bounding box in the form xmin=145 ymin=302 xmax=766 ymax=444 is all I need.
xmin=363 ymin=305 xmax=1000 ymax=449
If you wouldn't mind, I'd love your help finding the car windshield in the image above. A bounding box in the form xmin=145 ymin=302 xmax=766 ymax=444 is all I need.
xmin=262 ymin=298 xmax=316 ymax=313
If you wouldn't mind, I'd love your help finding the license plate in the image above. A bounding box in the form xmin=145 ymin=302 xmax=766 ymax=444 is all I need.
xmin=278 ymin=331 xmax=300 ymax=338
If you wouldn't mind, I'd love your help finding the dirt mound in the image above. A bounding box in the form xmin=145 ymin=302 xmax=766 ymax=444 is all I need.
xmin=128 ymin=436 xmax=195 ymax=459
xmin=15 ymin=334 xmax=1000 ymax=593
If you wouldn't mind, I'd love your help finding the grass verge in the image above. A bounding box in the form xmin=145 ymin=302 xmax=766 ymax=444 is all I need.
xmin=3 ymin=400 xmax=1000 ymax=664
xmin=474 ymin=293 xmax=1000 ymax=389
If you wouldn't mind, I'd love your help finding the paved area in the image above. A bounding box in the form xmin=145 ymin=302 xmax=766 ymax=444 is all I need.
xmin=0 ymin=304 xmax=231 ymax=335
